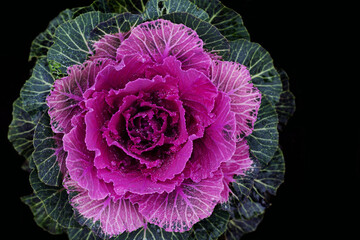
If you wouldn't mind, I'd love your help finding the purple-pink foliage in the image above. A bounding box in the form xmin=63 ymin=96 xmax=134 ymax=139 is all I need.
xmin=47 ymin=19 xmax=261 ymax=237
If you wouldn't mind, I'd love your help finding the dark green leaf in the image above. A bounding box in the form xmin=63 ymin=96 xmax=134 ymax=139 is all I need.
xmin=20 ymin=58 xmax=55 ymax=113
xmin=226 ymin=148 xmax=284 ymax=221
xmin=112 ymin=224 xmax=190 ymax=240
xmin=190 ymin=0 xmax=250 ymax=41
xmin=89 ymin=13 xmax=143 ymax=41
xmin=33 ymin=112 xmax=64 ymax=186
xmin=223 ymin=215 xmax=263 ymax=240
xmin=161 ymin=12 xmax=230 ymax=58
xmin=29 ymin=169 xmax=79 ymax=229
xmin=47 ymin=11 xmax=116 ymax=72
xmin=227 ymin=39 xmax=282 ymax=106
xmin=75 ymin=0 xmax=146 ymax=15
xmin=227 ymin=159 xmax=260 ymax=204
xmin=110 ymin=0 xmax=146 ymax=13
xmin=189 ymin=206 xmax=229 ymax=240
xmin=21 ymin=194 xmax=64 ymax=234
xmin=29 ymin=9 xmax=75 ymax=60
xmin=143 ymin=0 xmax=209 ymax=20
xmin=276 ymin=69 xmax=296 ymax=129
xmin=74 ymin=0 xmax=111 ymax=16
xmin=247 ymin=97 xmax=279 ymax=166
xmin=8 ymin=98 xmax=41 ymax=159
xmin=252 ymin=148 xmax=285 ymax=201
xmin=67 ymin=227 xmax=101 ymax=240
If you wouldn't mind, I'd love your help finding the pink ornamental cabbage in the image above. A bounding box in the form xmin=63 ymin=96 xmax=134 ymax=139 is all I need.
xmin=47 ymin=19 xmax=261 ymax=237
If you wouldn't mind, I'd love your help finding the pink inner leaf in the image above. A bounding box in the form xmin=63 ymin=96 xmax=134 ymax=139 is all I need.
xmin=187 ymin=92 xmax=236 ymax=182
xmin=63 ymin=114 xmax=113 ymax=200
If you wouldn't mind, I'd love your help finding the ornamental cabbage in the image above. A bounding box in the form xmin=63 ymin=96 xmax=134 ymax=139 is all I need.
xmin=8 ymin=1 xmax=295 ymax=239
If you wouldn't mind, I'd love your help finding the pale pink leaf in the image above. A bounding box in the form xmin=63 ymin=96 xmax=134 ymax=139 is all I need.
xmin=47 ymin=58 xmax=113 ymax=133
xmin=64 ymin=178 xmax=145 ymax=237
xmin=117 ymin=19 xmax=211 ymax=74
xmin=90 ymin=33 xmax=128 ymax=60
xmin=130 ymin=170 xmax=224 ymax=232
xmin=210 ymin=60 xmax=261 ymax=140
xmin=220 ymin=140 xmax=253 ymax=202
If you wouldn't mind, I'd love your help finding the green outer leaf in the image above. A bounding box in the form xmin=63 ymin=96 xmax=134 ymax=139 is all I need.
xmin=109 ymin=0 xmax=146 ymax=14
xmin=20 ymin=58 xmax=55 ymax=113
xmin=47 ymin=11 xmax=116 ymax=72
xmin=112 ymin=224 xmax=190 ymax=240
xmin=67 ymin=227 xmax=101 ymax=240
xmin=228 ymin=159 xmax=260 ymax=204
xmin=161 ymin=12 xmax=230 ymax=58
xmin=189 ymin=206 xmax=229 ymax=240
xmin=252 ymin=148 xmax=285 ymax=201
xmin=276 ymin=69 xmax=296 ymax=129
xmin=29 ymin=9 xmax=75 ymax=60
xmin=89 ymin=12 xmax=143 ymax=41
xmin=75 ymin=0 xmax=146 ymax=15
xmin=21 ymin=194 xmax=65 ymax=234
xmin=8 ymin=98 xmax=41 ymax=159
xmin=223 ymin=148 xmax=284 ymax=237
xmin=190 ymin=0 xmax=250 ymax=41
xmin=227 ymin=39 xmax=282 ymax=106
xmin=224 ymin=215 xmax=263 ymax=240
xmin=74 ymin=0 xmax=111 ymax=17
xmin=247 ymin=97 xmax=279 ymax=166
xmin=33 ymin=112 xmax=63 ymax=186
xmin=29 ymin=169 xmax=79 ymax=229
xmin=142 ymin=0 xmax=209 ymax=21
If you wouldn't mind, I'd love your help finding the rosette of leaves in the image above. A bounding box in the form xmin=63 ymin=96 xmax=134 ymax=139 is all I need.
xmin=8 ymin=0 xmax=295 ymax=239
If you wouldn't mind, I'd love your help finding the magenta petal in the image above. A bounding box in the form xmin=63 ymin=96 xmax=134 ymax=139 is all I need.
xmin=47 ymin=59 xmax=113 ymax=133
xmin=85 ymin=93 xmax=120 ymax=169
xmin=130 ymin=170 xmax=224 ymax=232
xmin=147 ymin=56 xmax=217 ymax=125
xmin=219 ymin=140 xmax=253 ymax=202
xmin=142 ymin=140 xmax=193 ymax=182
xmin=97 ymin=168 xmax=184 ymax=195
xmin=63 ymin=114 xmax=112 ymax=200
xmin=178 ymin=69 xmax=218 ymax=133
xmin=188 ymin=92 xmax=236 ymax=182
xmin=64 ymin=178 xmax=145 ymax=237
xmin=91 ymin=54 xmax=152 ymax=94
xmin=211 ymin=60 xmax=261 ymax=139
xmin=117 ymin=19 xmax=211 ymax=74
xmin=146 ymin=56 xmax=217 ymax=139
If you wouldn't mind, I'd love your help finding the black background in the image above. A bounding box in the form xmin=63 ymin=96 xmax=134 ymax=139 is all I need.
xmin=0 ymin=0 xmax=357 ymax=239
